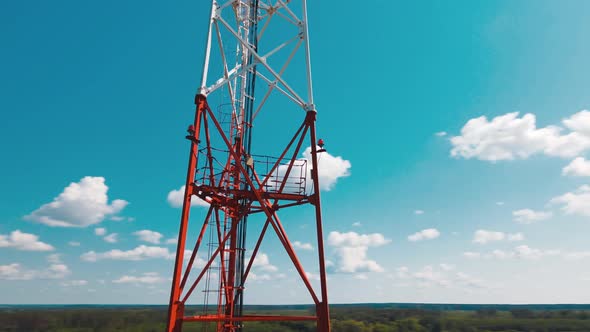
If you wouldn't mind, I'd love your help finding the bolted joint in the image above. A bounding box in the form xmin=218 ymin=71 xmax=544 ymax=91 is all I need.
xmin=194 ymin=93 xmax=207 ymax=105
xmin=304 ymin=103 xmax=316 ymax=113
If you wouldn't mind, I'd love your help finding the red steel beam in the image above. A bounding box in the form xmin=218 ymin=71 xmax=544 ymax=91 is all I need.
xmin=307 ymin=110 xmax=331 ymax=332
xmin=204 ymin=105 xmax=320 ymax=305
xmin=166 ymin=94 xmax=207 ymax=332
xmin=184 ymin=315 xmax=317 ymax=322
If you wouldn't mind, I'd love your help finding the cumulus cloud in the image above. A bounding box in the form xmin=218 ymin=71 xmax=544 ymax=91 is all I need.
xmin=450 ymin=111 xmax=590 ymax=161
xmin=81 ymin=245 xmax=173 ymax=262
xmin=327 ymin=231 xmax=390 ymax=273
xmin=103 ymin=233 xmax=118 ymax=243
xmin=293 ymin=241 xmax=313 ymax=251
xmin=45 ymin=264 xmax=71 ymax=279
xmin=47 ymin=254 xmax=61 ymax=264
xmin=165 ymin=238 xmax=178 ymax=245
xmin=413 ymin=265 xmax=450 ymax=287
xmin=408 ymin=228 xmax=440 ymax=242
xmin=473 ymin=230 xmax=524 ymax=244
xmin=507 ymin=233 xmax=524 ymax=241
xmin=24 ymin=177 xmax=128 ymax=227
xmin=0 ymin=263 xmax=35 ymax=280
xmin=113 ymin=272 xmax=165 ymax=284
xmin=250 ymin=273 xmax=272 ymax=281
xmin=464 ymin=245 xmax=560 ymax=260
xmin=563 ymin=110 xmax=590 ymax=135
xmin=249 ymin=253 xmax=278 ymax=272
xmin=551 ymin=185 xmax=590 ymax=216
xmin=133 ymin=230 xmax=163 ymax=244
xmin=0 ymin=230 xmax=54 ymax=251
xmin=0 ymin=262 xmax=70 ymax=280
xmin=94 ymin=228 xmax=107 ymax=236
xmin=463 ymin=252 xmax=481 ymax=259
xmin=61 ymin=280 xmax=88 ymax=287
xmin=414 ymin=210 xmax=425 ymax=215
xmin=401 ymin=265 xmax=488 ymax=289
xmin=513 ymin=209 xmax=552 ymax=224
xmin=435 ymin=131 xmax=447 ymax=137
xmin=563 ymin=157 xmax=590 ymax=177
xmin=302 ymin=147 xmax=351 ymax=191
xmin=167 ymin=185 xmax=210 ymax=208
xmin=352 ymin=222 xmax=362 ymax=227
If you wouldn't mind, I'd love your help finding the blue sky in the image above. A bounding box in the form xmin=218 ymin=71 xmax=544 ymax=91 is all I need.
xmin=3 ymin=0 xmax=590 ymax=304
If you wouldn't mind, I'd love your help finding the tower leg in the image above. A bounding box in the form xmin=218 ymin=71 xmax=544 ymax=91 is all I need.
xmin=166 ymin=94 xmax=207 ymax=332
xmin=307 ymin=110 xmax=331 ymax=332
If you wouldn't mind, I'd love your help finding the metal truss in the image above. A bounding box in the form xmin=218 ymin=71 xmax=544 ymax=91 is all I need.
xmin=166 ymin=1 xmax=329 ymax=331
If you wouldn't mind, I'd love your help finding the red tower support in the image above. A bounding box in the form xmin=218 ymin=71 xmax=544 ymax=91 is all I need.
xmin=166 ymin=1 xmax=330 ymax=331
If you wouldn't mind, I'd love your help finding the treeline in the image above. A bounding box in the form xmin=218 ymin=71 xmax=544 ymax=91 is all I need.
xmin=2 ymin=306 xmax=590 ymax=332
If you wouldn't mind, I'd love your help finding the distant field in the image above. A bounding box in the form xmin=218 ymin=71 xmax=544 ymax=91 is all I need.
xmin=1 ymin=303 xmax=590 ymax=331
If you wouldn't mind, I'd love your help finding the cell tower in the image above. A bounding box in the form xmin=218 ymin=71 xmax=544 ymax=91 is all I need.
xmin=166 ymin=0 xmax=330 ymax=331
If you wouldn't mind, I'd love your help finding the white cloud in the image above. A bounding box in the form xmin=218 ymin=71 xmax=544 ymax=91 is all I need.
xmin=514 ymin=245 xmax=560 ymax=260
xmin=450 ymin=111 xmax=590 ymax=161
xmin=395 ymin=266 xmax=409 ymax=279
xmin=563 ymin=110 xmax=590 ymax=135
xmin=113 ymin=272 xmax=165 ymax=284
xmin=272 ymin=147 xmax=351 ymax=193
xmin=167 ymin=185 xmax=210 ymax=208
xmin=47 ymin=254 xmax=61 ymax=264
xmin=435 ymin=131 xmax=447 ymax=137
xmin=0 ymin=230 xmax=54 ymax=251
xmin=327 ymin=231 xmax=390 ymax=273
xmin=463 ymin=252 xmax=481 ymax=259
xmin=473 ymin=230 xmax=523 ymax=244
xmin=496 ymin=201 xmax=505 ymax=206
xmin=24 ymin=176 xmax=128 ymax=227
xmin=133 ymin=230 xmax=163 ymax=244
xmin=250 ymin=273 xmax=272 ymax=281
xmin=61 ymin=280 xmax=88 ymax=286
xmin=414 ymin=210 xmax=425 ymax=215
xmin=94 ymin=228 xmax=107 ymax=236
xmin=563 ymin=157 xmax=590 ymax=177
xmin=0 ymin=262 xmax=71 ymax=280
xmin=551 ymin=185 xmax=590 ymax=216
xmin=68 ymin=241 xmax=80 ymax=247
xmin=463 ymin=246 xmax=560 ymax=260
xmin=513 ymin=209 xmax=552 ymax=224
xmin=81 ymin=245 xmax=173 ymax=261
xmin=413 ymin=265 xmax=450 ymax=287
xmin=408 ymin=228 xmax=440 ymax=242
xmin=352 ymin=222 xmax=362 ymax=227
xmin=472 ymin=230 xmax=500 ymax=244
xmin=0 ymin=263 xmax=35 ymax=280
xmin=103 ymin=233 xmax=118 ymax=243
xmin=302 ymin=147 xmax=351 ymax=191
xmin=507 ymin=233 xmax=524 ymax=241
xmin=439 ymin=263 xmax=454 ymax=271
xmin=165 ymin=238 xmax=178 ymax=245
xmin=396 ymin=266 xmax=488 ymax=289
xmin=249 ymin=253 xmax=278 ymax=272
xmin=45 ymin=264 xmax=71 ymax=279
xmin=293 ymin=241 xmax=313 ymax=251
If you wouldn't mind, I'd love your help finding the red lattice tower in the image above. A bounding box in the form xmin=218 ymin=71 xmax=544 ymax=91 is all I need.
xmin=166 ymin=1 xmax=330 ymax=331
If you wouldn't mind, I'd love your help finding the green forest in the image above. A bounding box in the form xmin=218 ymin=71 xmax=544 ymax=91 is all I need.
xmin=2 ymin=304 xmax=590 ymax=332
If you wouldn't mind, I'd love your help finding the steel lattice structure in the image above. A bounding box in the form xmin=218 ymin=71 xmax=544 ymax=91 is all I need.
xmin=166 ymin=1 xmax=330 ymax=331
